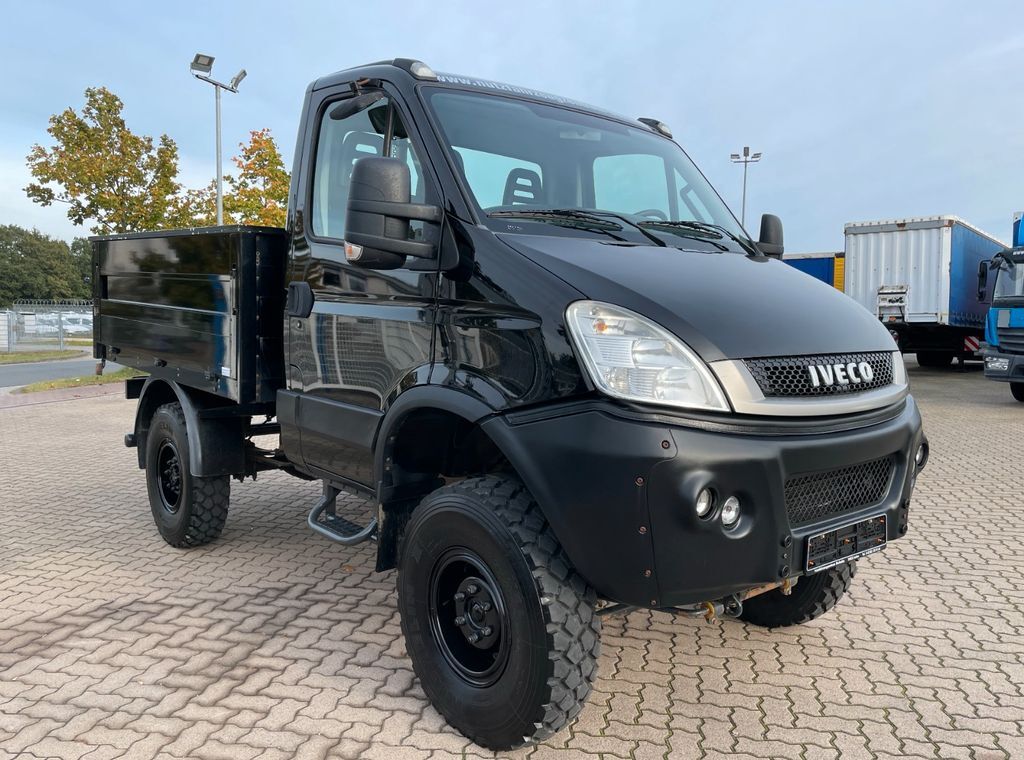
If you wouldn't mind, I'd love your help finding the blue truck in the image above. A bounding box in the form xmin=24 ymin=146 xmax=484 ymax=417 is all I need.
xmin=981 ymin=213 xmax=1024 ymax=401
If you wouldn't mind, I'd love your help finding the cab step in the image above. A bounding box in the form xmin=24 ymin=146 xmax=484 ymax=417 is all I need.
xmin=307 ymin=485 xmax=377 ymax=545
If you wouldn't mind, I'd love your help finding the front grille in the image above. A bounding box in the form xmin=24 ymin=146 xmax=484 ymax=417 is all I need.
xmin=997 ymin=327 xmax=1024 ymax=354
xmin=745 ymin=352 xmax=893 ymax=397
xmin=784 ymin=455 xmax=895 ymax=525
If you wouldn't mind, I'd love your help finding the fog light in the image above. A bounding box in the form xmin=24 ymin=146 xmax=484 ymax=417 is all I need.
xmin=695 ymin=488 xmax=714 ymax=518
xmin=986 ymin=356 xmax=1009 ymax=372
xmin=915 ymin=443 xmax=927 ymax=468
xmin=721 ymin=496 xmax=741 ymax=527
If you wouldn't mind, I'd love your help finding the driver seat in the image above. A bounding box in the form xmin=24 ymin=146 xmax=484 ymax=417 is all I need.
xmin=502 ymin=168 xmax=544 ymax=206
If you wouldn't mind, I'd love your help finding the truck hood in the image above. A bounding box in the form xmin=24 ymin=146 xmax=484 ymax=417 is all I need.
xmin=498 ymin=233 xmax=896 ymax=362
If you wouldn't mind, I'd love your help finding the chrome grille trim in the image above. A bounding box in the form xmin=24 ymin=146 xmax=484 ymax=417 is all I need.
xmin=710 ymin=351 xmax=908 ymax=417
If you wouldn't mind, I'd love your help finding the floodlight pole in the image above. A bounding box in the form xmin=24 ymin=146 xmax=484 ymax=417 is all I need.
xmin=215 ymin=84 xmax=223 ymax=224
xmin=190 ymin=55 xmax=245 ymax=226
xmin=729 ymin=146 xmax=762 ymax=228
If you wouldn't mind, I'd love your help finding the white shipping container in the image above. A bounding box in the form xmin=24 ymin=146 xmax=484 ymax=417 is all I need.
xmin=844 ymin=216 xmax=1005 ymax=329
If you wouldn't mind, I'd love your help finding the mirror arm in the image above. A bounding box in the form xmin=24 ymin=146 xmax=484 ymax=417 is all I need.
xmin=345 ymin=231 xmax=436 ymax=259
xmin=347 ymin=199 xmax=443 ymax=223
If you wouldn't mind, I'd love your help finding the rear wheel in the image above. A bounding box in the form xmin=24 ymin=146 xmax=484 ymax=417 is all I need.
xmin=145 ymin=402 xmax=229 ymax=547
xmin=739 ymin=562 xmax=855 ymax=628
xmin=916 ymin=351 xmax=954 ymax=368
xmin=397 ymin=476 xmax=600 ymax=750
xmin=1011 ymin=383 xmax=1024 ymax=402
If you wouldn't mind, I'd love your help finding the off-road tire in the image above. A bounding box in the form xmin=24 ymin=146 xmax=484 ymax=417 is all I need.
xmin=145 ymin=402 xmax=229 ymax=548
xmin=1011 ymin=382 xmax=1024 ymax=402
xmin=397 ymin=475 xmax=600 ymax=750
xmin=916 ymin=351 xmax=954 ymax=368
xmin=739 ymin=561 xmax=855 ymax=628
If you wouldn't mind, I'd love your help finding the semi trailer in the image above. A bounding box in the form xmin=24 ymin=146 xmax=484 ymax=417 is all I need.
xmin=844 ymin=216 xmax=1005 ymax=366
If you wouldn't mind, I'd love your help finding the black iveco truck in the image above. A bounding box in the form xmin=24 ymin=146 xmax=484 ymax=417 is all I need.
xmin=93 ymin=59 xmax=927 ymax=749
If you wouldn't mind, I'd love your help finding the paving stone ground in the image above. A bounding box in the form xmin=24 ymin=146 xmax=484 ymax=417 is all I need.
xmin=1 ymin=361 xmax=1022 ymax=759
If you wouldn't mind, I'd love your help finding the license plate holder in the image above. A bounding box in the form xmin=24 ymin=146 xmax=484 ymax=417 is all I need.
xmin=805 ymin=514 xmax=887 ymax=574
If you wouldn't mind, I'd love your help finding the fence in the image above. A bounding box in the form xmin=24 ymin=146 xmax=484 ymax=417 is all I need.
xmin=3 ymin=299 xmax=93 ymax=353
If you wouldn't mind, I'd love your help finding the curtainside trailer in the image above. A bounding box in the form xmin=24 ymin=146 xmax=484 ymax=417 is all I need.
xmin=782 ymin=251 xmax=844 ymax=290
xmin=844 ymin=216 xmax=1006 ymax=367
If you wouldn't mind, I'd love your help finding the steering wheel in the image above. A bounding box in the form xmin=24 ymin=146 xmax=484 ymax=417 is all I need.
xmin=635 ymin=209 xmax=668 ymax=221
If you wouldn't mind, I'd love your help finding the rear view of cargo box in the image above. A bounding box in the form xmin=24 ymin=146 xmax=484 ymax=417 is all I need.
xmin=92 ymin=226 xmax=288 ymax=405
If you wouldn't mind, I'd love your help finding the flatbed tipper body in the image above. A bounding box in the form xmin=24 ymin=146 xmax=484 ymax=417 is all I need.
xmin=95 ymin=59 xmax=926 ymax=751
xmin=93 ymin=226 xmax=288 ymax=405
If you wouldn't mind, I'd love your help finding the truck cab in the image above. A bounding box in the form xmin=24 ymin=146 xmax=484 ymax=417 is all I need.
xmin=94 ymin=59 xmax=927 ymax=750
xmin=981 ymin=213 xmax=1024 ymax=400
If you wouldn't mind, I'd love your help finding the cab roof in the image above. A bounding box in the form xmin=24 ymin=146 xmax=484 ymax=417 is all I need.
xmin=312 ymin=59 xmax=646 ymax=131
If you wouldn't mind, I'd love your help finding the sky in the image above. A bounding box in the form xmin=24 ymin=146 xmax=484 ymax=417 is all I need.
xmin=2 ymin=0 xmax=1022 ymax=251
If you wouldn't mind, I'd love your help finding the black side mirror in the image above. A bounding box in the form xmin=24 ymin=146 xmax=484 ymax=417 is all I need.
xmin=977 ymin=260 xmax=989 ymax=301
xmin=344 ymin=157 xmax=443 ymax=269
xmin=757 ymin=213 xmax=784 ymax=257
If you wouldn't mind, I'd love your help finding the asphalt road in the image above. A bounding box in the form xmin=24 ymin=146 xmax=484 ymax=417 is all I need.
xmin=0 ymin=356 xmax=121 ymax=388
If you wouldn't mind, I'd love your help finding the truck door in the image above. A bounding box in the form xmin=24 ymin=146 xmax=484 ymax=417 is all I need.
xmin=287 ymin=84 xmax=441 ymax=486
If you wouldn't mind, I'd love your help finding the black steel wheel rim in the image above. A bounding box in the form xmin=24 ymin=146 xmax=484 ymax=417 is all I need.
xmin=156 ymin=440 xmax=183 ymax=514
xmin=427 ymin=548 xmax=510 ymax=687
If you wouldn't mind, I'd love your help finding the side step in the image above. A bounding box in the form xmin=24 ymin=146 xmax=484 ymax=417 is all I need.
xmin=307 ymin=485 xmax=377 ymax=545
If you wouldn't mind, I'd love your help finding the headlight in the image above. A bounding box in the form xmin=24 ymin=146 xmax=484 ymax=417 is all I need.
xmin=565 ymin=301 xmax=729 ymax=412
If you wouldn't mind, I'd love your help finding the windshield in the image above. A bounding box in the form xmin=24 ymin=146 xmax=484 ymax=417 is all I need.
xmin=993 ymin=255 xmax=1024 ymax=301
xmin=423 ymin=88 xmax=748 ymax=246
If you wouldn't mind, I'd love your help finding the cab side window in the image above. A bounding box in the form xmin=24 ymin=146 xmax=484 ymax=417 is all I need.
xmin=311 ymin=100 xmax=383 ymax=240
xmin=310 ymin=96 xmax=430 ymax=241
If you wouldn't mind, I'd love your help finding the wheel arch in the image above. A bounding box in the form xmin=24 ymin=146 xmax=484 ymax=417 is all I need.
xmin=373 ymin=386 xmax=555 ymax=571
xmin=134 ymin=378 xmax=245 ymax=477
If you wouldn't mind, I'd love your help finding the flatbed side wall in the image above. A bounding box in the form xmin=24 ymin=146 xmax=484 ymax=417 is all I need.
xmin=949 ymin=222 xmax=1003 ymax=329
xmin=93 ymin=227 xmax=287 ymax=404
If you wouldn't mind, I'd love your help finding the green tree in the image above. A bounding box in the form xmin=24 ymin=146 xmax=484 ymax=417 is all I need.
xmin=25 ymin=87 xmax=192 ymax=234
xmin=69 ymin=237 xmax=93 ymax=299
xmin=0 ymin=226 xmax=85 ymax=308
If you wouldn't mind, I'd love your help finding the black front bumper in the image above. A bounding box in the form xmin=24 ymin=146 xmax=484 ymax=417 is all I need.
xmin=982 ymin=347 xmax=1024 ymax=382
xmin=484 ymin=397 xmax=925 ymax=608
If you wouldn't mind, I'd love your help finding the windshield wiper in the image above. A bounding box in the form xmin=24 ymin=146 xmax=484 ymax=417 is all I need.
xmin=638 ymin=220 xmax=754 ymax=254
xmin=488 ymin=209 xmax=630 ymax=241
xmin=492 ymin=208 xmax=666 ymax=247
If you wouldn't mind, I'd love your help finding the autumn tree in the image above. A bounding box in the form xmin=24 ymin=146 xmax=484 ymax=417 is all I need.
xmin=224 ymin=129 xmax=290 ymax=227
xmin=25 ymin=87 xmax=193 ymax=234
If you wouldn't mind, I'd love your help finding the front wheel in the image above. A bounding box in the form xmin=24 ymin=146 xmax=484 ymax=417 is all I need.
xmin=739 ymin=562 xmax=855 ymax=628
xmin=145 ymin=402 xmax=230 ymax=548
xmin=397 ymin=476 xmax=600 ymax=751
xmin=1011 ymin=383 xmax=1024 ymax=402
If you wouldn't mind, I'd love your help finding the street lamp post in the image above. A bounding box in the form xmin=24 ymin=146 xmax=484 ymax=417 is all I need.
xmin=729 ymin=146 xmax=762 ymax=228
xmin=190 ymin=53 xmax=246 ymax=226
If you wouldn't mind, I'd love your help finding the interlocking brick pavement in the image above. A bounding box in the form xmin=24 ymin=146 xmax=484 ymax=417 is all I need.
xmin=1 ymin=361 xmax=1022 ymax=759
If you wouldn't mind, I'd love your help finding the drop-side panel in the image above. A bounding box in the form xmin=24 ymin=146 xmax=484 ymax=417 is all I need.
xmin=92 ymin=226 xmax=288 ymax=404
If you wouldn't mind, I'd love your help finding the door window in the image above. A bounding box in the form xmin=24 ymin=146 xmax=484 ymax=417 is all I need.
xmin=310 ymin=95 xmax=428 ymax=240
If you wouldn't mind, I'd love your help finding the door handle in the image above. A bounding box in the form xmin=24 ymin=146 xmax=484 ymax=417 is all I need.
xmin=286 ymin=281 xmax=315 ymax=318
